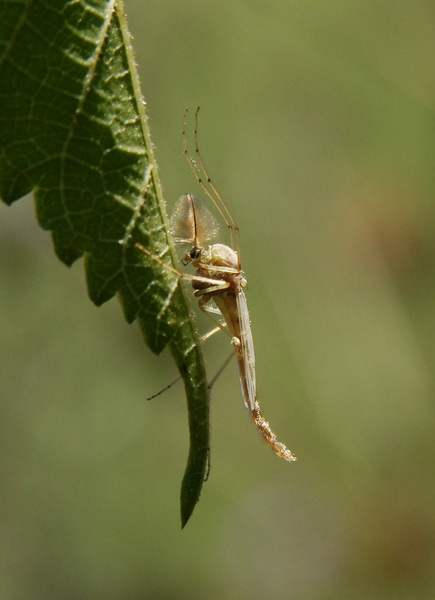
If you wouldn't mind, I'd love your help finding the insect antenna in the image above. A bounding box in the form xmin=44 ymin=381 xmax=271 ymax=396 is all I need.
xmin=183 ymin=107 xmax=241 ymax=268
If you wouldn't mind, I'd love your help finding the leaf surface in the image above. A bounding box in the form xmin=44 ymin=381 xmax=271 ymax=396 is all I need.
xmin=0 ymin=0 xmax=209 ymax=527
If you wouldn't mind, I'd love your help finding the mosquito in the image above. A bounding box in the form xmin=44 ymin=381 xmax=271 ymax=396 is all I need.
xmin=137 ymin=107 xmax=296 ymax=463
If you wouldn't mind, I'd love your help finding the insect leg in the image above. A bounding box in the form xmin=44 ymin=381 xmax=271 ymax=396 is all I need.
xmin=147 ymin=375 xmax=184 ymax=401
xmin=182 ymin=107 xmax=241 ymax=268
xmin=207 ymin=348 xmax=237 ymax=390
xmin=135 ymin=242 xmax=228 ymax=289
xmin=199 ymin=322 xmax=227 ymax=343
xmin=147 ymin=323 xmax=227 ymax=400
xmin=197 ymin=294 xmax=233 ymax=339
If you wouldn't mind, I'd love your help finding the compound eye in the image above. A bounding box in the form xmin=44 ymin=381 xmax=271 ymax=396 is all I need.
xmin=190 ymin=246 xmax=203 ymax=260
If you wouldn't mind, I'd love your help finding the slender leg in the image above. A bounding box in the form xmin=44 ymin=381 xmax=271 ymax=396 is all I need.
xmin=198 ymin=296 xmax=232 ymax=338
xmin=147 ymin=375 xmax=183 ymax=401
xmin=148 ymin=322 xmax=227 ymax=400
xmin=199 ymin=323 xmax=227 ymax=343
xmin=135 ymin=242 xmax=228 ymax=290
xmin=182 ymin=107 xmax=241 ymax=267
xmin=207 ymin=348 xmax=236 ymax=390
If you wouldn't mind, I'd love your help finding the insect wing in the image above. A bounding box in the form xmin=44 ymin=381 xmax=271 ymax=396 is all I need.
xmin=236 ymin=288 xmax=256 ymax=410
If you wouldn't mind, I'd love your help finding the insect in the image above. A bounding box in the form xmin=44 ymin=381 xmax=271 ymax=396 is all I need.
xmin=137 ymin=108 xmax=296 ymax=463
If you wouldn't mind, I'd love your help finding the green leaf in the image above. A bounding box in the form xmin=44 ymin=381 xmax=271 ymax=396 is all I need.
xmin=0 ymin=0 xmax=209 ymax=527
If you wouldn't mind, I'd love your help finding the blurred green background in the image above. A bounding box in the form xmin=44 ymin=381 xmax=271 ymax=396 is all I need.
xmin=1 ymin=1 xmax=435 ymax=598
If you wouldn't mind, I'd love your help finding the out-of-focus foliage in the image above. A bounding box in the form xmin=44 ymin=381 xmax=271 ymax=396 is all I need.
xmin=1 ymin=1 xmax=435 ymax=599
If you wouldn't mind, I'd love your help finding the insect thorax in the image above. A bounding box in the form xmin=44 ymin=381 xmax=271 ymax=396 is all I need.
xmin=208 ymin=243 xmax=239 ymax=269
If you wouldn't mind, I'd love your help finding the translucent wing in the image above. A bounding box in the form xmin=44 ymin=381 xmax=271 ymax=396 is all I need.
xmin=235 ymin=287 xmax=256 ymax=411
xmin=235 ymin=287 xmax=296 ymax=461
xmin=170 ymin=194 xmax=220 ymax=247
